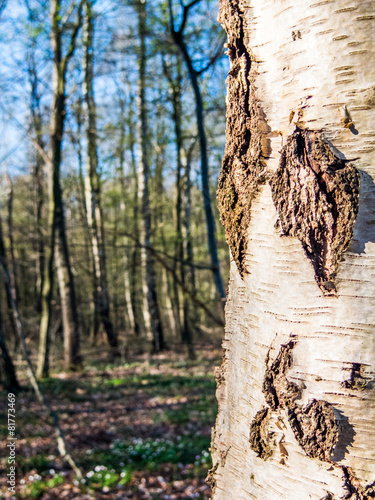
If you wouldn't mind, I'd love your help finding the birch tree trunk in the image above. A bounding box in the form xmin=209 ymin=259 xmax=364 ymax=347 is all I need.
xmin=83 ymin=0 xmax=118 ymax=355
xmin=137 ymin=0 xmax=166 ymax=352
xmin=210 ymin=1 xmax=375 ymax=499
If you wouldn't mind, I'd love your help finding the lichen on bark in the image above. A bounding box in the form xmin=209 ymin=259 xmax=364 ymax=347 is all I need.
xmin=270 ymin=128 xmax=360 ymax=294
xmin=217 ymin=0 xmax=266 ymax=277
xmin=342 ymin=363 xmax=368 ymax=391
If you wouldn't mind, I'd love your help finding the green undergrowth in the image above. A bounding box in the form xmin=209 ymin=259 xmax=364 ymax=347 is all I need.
xmin=1 ymin=350 xmax=220 ymax=498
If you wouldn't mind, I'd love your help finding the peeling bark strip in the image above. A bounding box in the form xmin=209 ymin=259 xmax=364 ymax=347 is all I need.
xmin=217 ymin=0 xmax=265 ymax=277
xmin=249 ymin=406 xmax=273 ymax=459
xmin=263 ymin=340 xmax=300 ymax=411
xmin=260 ymin=340 xmax=338 ymax=462
xmin=271 ymin=129 xmax=360 ymax=294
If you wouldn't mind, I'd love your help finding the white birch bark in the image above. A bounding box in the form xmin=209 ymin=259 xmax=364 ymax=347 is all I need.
xmin=211 ymin=1 xmax=375 ymax=498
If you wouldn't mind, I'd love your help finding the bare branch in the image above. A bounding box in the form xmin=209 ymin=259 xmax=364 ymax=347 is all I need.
xmin=178 ymin=0 xmax=201 ymax=35
xmin=61 ymin=2 xmax=76 ymax=27
xmin=197 ymin=35 xmax=226 ymax=75
xmin=121 ymin=229 xmax=224 ymax=327
xmin=62 ymin=0 xmax=84 ymax=69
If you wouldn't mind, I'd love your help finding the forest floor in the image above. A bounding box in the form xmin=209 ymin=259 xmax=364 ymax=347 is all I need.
xmin=0 ymin=344 xmax=222 ymax=499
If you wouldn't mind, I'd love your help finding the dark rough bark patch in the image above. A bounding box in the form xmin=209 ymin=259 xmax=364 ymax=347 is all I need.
xmin=249 ymin=406 xmax=274 ymax=459
xmin=217 ymin=0 xmax=266 ymax=277
xmin=320 ymin=494 xmax=335 ymax=500
xmin=270 ymin=128 xmax=360 ymax=294
xmin=341 ymin=466 xmax=375 ymax=499
xmin=262 ymin=340 xmax=338 ymax=462
xmin=287 ymin=399 xmax=338 ymax=461
xmin=342 ymin=363 xmax=368 ymax=390
xmin=263 ymin=340 xmax=300 ymax=410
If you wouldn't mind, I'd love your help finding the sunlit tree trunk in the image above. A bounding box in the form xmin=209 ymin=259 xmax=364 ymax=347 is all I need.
xmin=164 ymin=55 xmax=195 ymax=357
xmin=210 ymin=1 xmax=375 ymax=498
xmin=83 ymin=0 xmax=118 ymax=356
xmin=137 ymin=0 xmax=166 ymax=352
xmin=37 ymin=0 xmax=82 ymax=378
xmin=126 ymin=94 xmax=146 ymax=337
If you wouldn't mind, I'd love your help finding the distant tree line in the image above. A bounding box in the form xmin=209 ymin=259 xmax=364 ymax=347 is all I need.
xmin=0 ymin=0 xmax=228 ymax=388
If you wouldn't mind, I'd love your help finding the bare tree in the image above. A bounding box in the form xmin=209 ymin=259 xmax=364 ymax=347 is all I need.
xmin=136 ymin=0 xmax=166 ymax=352
xmin=83 ymin=0 xmax=119 ymax=355
xmin=168 ymin=0 xmax=226 ymax=305
xmin=37 ymin=0 xmax=83 ymax=377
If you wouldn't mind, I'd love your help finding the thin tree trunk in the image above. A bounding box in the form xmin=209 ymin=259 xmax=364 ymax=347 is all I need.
xmin=168 ymin=0 xmax=226 ymax=305
xmin=128 ymin=98 xmax=145 ymax=337
xmin=6 ymin=175 xmax=19 ymax=304
xmin=211 ymin=1 xmax=375 ymax=498
xmin=137 ymin=0 xmax=165 ymax=352
xmin=83 ymin=0 xmax=118 ymax=355
xmin=29 ymin=74 xmax=45 ymax=312
xmin=0 ymin=316 xmax=20 ymax=392
xmin=71 ymin=96 xmax=94 ymax=338
xmin=0 ymin=217 xmax=21 ymax=392
xmin=117 ymin=93 xmax=140 ymax=336
xmin=164 ymin=56 xmax=195 ymax=356
xmin=37 ymin=0 xmax=82 ymax=377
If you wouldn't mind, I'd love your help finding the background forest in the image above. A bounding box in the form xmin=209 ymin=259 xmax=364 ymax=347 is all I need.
xmin=0 ymin=0 xmax=228 ymax=498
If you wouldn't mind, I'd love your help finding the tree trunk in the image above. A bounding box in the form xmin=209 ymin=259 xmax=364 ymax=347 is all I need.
xmin=37 ymin=0 xmax=82 ymax=377
xmin=127 ymin=95 xmax=145 ymax=337
xmin=210 ymin=1 xmax=375 ymax=499
xmin=27 ymin=41 xmax=46 ymax=314
xmin=83 ymin=0 xmax=118 ymax=355
xmin=6 ymin=175 xmax=19 ymax=305
xmin=0 ymin=216 xmax=21 ymax=392
xmin=137 ymin=0 xmax=166 ymax=352
xmin=164 ymin=56 xmax=195 ymax=357
xmin=168 ymin=1 xmax=226 ymax=305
